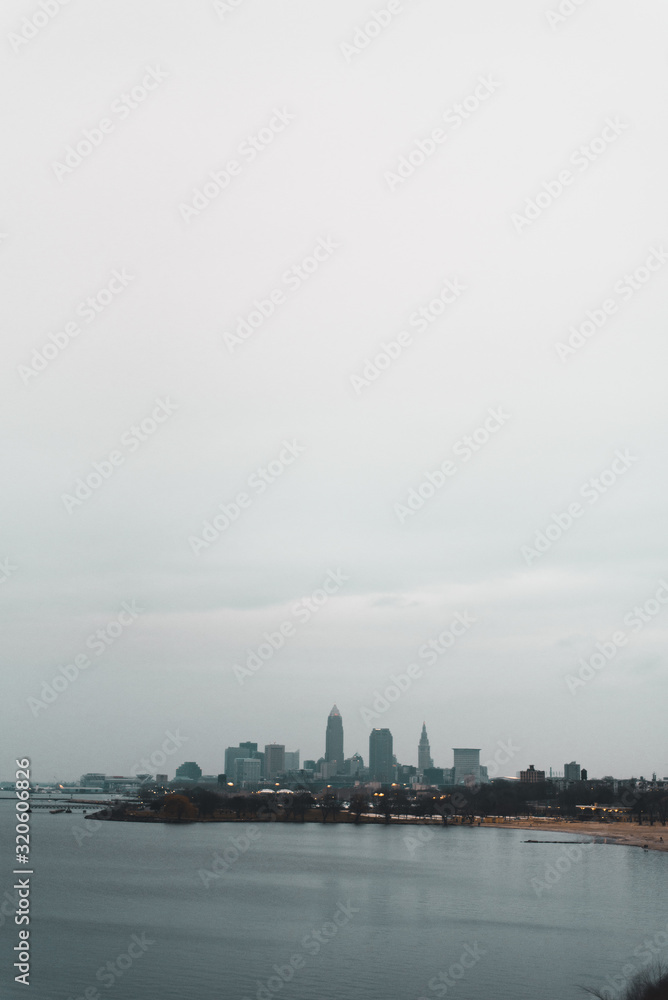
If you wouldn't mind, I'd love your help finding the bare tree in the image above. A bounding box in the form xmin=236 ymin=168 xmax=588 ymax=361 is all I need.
xmin=582 ymin=965 xmax=668 ymax=1000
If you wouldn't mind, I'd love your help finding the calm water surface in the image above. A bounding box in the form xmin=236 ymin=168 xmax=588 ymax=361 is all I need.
xmin=1 ymin=802 xmax=666 ymax=1000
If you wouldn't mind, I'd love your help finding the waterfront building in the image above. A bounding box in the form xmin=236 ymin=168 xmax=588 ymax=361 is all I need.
xmin=80 ymin=772 xmax=106 ymax=787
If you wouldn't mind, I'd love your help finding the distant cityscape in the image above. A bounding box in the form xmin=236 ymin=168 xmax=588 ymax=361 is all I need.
xmin=6 ymin=705 xmax=666 ymax=797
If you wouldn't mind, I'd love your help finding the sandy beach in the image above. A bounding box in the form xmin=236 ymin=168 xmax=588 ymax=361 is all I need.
xmin=490 ymin=818 xmax=668 ymax=852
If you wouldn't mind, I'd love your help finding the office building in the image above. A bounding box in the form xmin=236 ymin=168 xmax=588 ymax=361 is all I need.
xmin=564 ymin=761 xmax=581 ymax=781
xmin=346 ymin=753 xmax=364 ymax=777
xmin=225 ymin=742 xmax=263 ymax=779
xmin=453 ymin=748 xmax=481 ymax=785
xmin=369 ymin=728 xmax=393 ymax=783
xmin=264 ymin=744 xmax=285 ymax=780
xmin=234 ymin=758 xmax=261 ymax=784
xmin=418 ymin=722 xmax=434 ymax=773
xmin=423 ymin=767 xmax=445 ymax=785
xmin=325 ymin=705 xmax=344 ymax=773
xmin=175 ymin=761 xmax=202 ymax=781
xmin=398 ymin=764 xmax=417 ymax=784
xmin=284 ymin=750 xmax=300 ymax=770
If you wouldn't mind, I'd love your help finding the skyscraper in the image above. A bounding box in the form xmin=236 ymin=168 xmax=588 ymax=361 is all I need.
xmin=325 ymin=705 xmax=344 ymax=772
xmin=264 ymin=744 xmax=285 ymax=780
xmin=453 ymin=748 xmax=481 ymax=785
xmin=369 ymin=728 xmax=393 ymax=783
xmin=418 ymin=722 xmax=434 ymax=773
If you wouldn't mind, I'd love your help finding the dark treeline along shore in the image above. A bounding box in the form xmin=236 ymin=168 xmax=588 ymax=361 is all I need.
xmin=84 ymin=780 xmax=668 ymax=831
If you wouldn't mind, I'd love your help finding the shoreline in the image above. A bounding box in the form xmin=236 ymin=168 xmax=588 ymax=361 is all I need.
xmin=84 ymin=810 xmax=668 ymax=851
xmin=490 ymin=819 xmax=668 ymax=852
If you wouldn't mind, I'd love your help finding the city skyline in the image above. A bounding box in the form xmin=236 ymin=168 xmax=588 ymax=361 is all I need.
xmin=12 ymin=695 xmax=666 ymax=782
xmin=19 ymin=701 xmax=666 ymax=784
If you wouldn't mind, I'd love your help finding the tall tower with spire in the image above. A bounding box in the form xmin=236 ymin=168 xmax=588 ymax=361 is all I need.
xmin=325 ymin=705 xmax=344 ymax=772
xmin=418 ymin=722 xmax=434 ymax=774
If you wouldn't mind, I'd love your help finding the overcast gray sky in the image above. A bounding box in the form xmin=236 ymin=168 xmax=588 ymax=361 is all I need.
xmin=2 ymin=0 xmax=667 ymax=781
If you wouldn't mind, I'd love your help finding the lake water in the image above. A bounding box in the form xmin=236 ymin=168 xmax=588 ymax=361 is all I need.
xmin=1 ymin=802 xmax=666 ymax=1000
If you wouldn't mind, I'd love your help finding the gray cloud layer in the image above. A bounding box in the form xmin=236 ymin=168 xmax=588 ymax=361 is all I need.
xmin=2 ymin=0 xmax=667 ymax=780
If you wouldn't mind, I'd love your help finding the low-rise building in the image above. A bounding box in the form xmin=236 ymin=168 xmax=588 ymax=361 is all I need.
xmin=520 ymin=765 xmax=545 ymax=783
